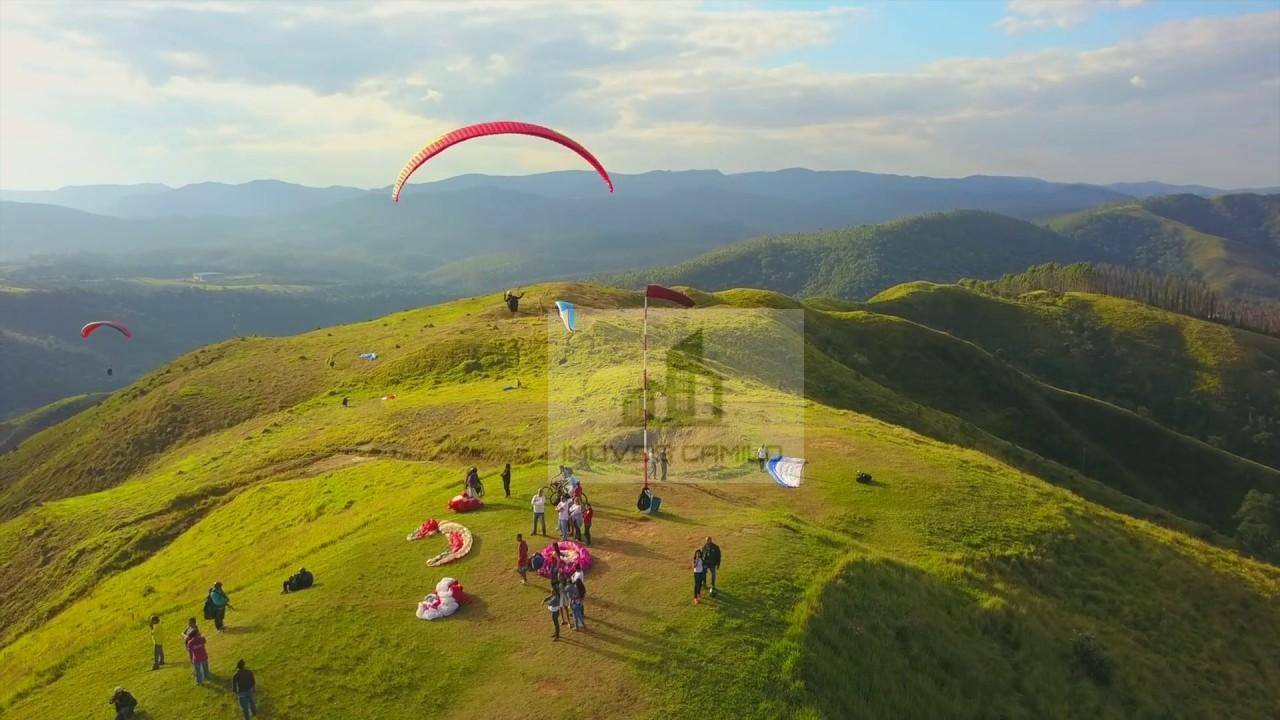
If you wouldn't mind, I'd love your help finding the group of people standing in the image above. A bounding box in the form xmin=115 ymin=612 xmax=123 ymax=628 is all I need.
xmin=691 ymin=536 xmax=722 ymax=604
xmin=118 ymin=583 xmax=260 ymax=719
xmin=543 ymin=559 xmax=589 ymax=640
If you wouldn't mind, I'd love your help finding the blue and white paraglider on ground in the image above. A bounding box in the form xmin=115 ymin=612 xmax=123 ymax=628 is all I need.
xmin=555 ymin=300 xmax=576 ymax=333
xmin=767 ymin=456 xmax=805 ymax=488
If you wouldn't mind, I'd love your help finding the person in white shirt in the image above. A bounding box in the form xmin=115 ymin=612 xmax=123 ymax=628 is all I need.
xmin=531 ymin=490 xmax=547 ymax=536
xmin=569 ymin=498 xmax=584 ymax=542
xmin=556 ymin=497 xmax=572 ymax=540
xmin=757 ymin=444 xmax=768 ymax=471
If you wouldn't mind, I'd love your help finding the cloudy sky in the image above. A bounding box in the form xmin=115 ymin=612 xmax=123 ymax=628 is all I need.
xmin=1 ymin=0 xmax=1277 ymax=190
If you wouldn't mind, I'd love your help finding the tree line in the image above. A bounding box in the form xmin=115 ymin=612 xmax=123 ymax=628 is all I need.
xmin=963 ymin=263 xmax=1280 ymax=337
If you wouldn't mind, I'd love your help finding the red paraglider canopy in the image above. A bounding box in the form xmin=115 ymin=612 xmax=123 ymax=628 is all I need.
xmin=81 ymin=321 xmax=132 ymax=339
xmin=392 ymin=121 xmax=613 ymax=202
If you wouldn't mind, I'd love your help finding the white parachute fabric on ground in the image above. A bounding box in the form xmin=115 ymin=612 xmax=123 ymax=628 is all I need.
xmin=767 ymin=456 xmax=805 ymax=488
xmin=416 ymin=577 xmax=461 ymax=620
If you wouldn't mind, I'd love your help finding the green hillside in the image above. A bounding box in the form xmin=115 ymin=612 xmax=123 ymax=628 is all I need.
xmin=609 ymin=210 xmax=1095 ymax=299
xmin=867 ymin=282 xmax=1280 ymax=469
xmin=0 ymin=393 xmax=105 ymax=454
xmin=612 ymin=194 xmax=1280 ymax=304
xmin=2 ymin=284 xmax=1278 ymax=719
xmin=1049 ymin=194 xmax=1280 ymax=298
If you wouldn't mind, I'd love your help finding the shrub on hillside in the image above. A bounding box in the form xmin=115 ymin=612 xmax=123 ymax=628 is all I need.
xmin=1071 ymin=630 xmax=1113 ymax=686
xmin=1234 ymin=489 xmax=1280 ymax=562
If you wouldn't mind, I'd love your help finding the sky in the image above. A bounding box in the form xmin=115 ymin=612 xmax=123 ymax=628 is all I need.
xmin=1 ymin=0 xmax=1277 ymax=190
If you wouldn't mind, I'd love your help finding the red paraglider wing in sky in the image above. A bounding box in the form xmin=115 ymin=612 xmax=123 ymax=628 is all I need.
xmin=392 ymin=121 xmax=613 ymax=202
xmin=80 ymin=321 xmax=133 ymax=339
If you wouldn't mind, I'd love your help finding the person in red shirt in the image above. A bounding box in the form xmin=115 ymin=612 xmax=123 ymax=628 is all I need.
xmin=582 ymin=503 xmax=594 ymax=546
xmin=516 ymin=533 xmax=529 ymax=585
xmin=185 ymin=629 xmax=210 ymax=686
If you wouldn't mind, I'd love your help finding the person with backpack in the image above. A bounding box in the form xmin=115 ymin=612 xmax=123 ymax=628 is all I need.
xmin=186 ymin=628 xmax=210 ymax=685
xmin=109 ymin=687 xmax=138 ymax=720
xmin=516 ymin=533 xmax=530 ymax=585
xmin=501 ymin=463 xmax=512 ymax=498
xmin=701 ymin=537 xmax=722 ymax=596
xmin=232 ymin=659 xmax=258 ymax=719
xmin=205 ymin=582 xmax=231 ymax=631
xmin=148 ymin=615 xmax=164 ymax=670
xmin=531 ymin=490 xmax=547 ymax=536
xmin=691 ymin=549 xmax=707 ymax=605
xmin=582 ymin=502 xmax=594 ymax=546
xmin=545 ymin=581 xmax=562 ymax=641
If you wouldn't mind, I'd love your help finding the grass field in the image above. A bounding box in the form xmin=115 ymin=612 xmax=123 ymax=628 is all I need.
xmin=2 ymin=283 xmax=1278 ymax=719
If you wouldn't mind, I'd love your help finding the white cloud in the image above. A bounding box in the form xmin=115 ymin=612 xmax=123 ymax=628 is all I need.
xmin=996 ymin=0 xmax=1147 ymax=34
xmin=0 ymin=2 xmax=1276 ymax=189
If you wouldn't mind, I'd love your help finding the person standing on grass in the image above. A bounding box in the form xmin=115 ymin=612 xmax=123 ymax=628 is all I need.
xmin=186 ymin=628 xmax=210 ymax=685
xmin=691 ymin=549 xmax=706 ymax=605
xmin=232 ymin=659 xmax=258 ymax=720
xmin=659 ymin=447 xmax=669 ymax=482
xmin=501 ymin=463 xmax=512 ymax=498
xmin=757 ymin=444 xmax=767 ymax=471
xmin=545 ymin=582 xmax=562 ymax=641
xmin=556 ymin=496 xmax=572 ymax=540
xmin=148 ymin=615 xmax=164 ymax=670
xmin=569 ymin=497 xmax=584 ymax=542
xmin=582 ymin=502 xmax=594 ymax=546
xmin=205 ymin=582 xmax=231 ymax=632
xmin=701 ymin=537 xmax=722 ymax=596
xmin=531 ymin=490 xmax=547 ymax=536
xmin=516 ymin=533 xmax=530 ymax=585
xmin=558 ymin=569 xmax=574 ymax=627
xmin=567 ymin=575 xmax=586 ymax=630
xmin=183 ymin=617 xmax=199 ymax=642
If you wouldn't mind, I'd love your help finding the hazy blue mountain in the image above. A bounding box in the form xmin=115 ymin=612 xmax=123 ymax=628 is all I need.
xmin=0 ymin=184 xmax=171 ymax=215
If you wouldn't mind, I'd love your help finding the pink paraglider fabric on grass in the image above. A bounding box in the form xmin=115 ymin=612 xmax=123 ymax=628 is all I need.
xmin=537 ymin=540 xmax=592 ymax=578
xmin=406 ymin=519 xmax=441 ymax=541
xmin=448 ymin=495 xmax=483 ymax=512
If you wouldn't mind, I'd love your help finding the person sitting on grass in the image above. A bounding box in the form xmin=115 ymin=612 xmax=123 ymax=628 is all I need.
xmin=109 ymin=686 xmax=138 ymax=720
xmin=282 ymin=567 xmax=314 ymax=594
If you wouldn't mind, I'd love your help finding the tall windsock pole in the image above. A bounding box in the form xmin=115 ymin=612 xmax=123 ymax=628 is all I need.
xmin=642 ymin=290 xmax=650 ymax=490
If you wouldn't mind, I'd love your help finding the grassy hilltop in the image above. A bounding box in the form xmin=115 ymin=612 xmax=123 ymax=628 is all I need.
xmin=1 ymin=283 xmax=1278 ymax=720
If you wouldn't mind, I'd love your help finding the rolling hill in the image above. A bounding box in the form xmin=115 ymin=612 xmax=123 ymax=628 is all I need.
xmin=1 ymin=283 xmax=1277 ymax=719
xmin=1049 ymin=193 xmax=1280 ymax=298
xmin=866 ymin=282 xmax=1280 ymax=469
xmin=609 ymin=210 xmax=1100 ymax=298
xmin=619 ymin=195 xmax=1280 ymax=303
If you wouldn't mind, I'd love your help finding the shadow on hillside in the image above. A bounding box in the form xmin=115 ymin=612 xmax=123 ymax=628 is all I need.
xmin=220 ymin=624 xmax=258 ymax=635
xmin=592 ymin=536 xmax=673 ymax=562
xmin=589 ymin=595 xmax=658 ymax=621
xmin=795 ymin=556 xmax=1054 ymax=719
